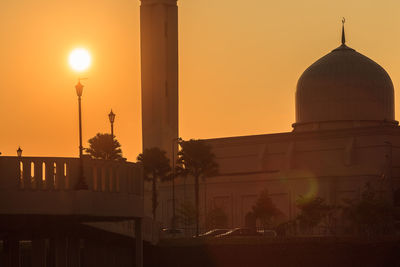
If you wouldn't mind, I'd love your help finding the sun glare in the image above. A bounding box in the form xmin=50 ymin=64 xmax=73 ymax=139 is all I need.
xmin=69 ymin=48 xmax=91 ymax=72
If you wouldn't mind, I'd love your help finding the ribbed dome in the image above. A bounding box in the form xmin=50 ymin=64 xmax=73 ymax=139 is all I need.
xmin=294 ymin=43 xmax=396 ymax=131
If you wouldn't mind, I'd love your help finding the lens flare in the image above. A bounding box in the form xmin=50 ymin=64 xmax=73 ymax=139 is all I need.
xmin=279 ymin=170 xmax=319 ymax=199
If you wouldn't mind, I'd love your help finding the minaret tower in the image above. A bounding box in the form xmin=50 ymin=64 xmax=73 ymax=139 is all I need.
xmin=140 ymin=0 xmax=179 ymax=159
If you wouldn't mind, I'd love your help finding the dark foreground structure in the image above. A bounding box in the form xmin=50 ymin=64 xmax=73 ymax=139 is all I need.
xmin=3 ymin=235 xmax=400 ymax=267
xmin=144 ymin=238 xmax=400 ymax=267
xmin=1 ymin=224 xmax=141 ymax=267
xmin=0 ymin=156 xmax=146 ymax=267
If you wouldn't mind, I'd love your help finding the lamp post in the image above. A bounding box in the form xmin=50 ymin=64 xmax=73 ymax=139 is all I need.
xmin=108 ymin=109 xmax=116 ymax=138
xmin=17 ymin=147 xmax=22 ymax=158
xmin=171 ymin=137 xmax=182 ymax=229
xmin=75 ymin=80 xmax=88 ymax=190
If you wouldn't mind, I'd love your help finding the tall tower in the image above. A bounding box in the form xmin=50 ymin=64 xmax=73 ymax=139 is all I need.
xmin=140 ymin=0 xmax=179 ymax=159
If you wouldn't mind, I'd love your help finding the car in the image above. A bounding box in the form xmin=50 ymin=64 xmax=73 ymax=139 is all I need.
xmin=215 ymin=228 xmax=261 ymax=237
xmin=257 ymin=229 xmax=277 ymax=237
xmin=197 ymin=229 xmax=231 ymax=238
xmin=160 ymin=228 xmax=185 ymax=238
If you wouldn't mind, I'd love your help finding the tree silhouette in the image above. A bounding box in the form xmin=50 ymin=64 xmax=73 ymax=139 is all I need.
xmin=342 ymin=182 xmax=396 ymax=236
xmin=252 ymin=189 xmax=281 ymax=230
xmin=176 ymin=139 xmax=219 ymax=237
xmin=296 ymin=195 xmax=334 ymax=234
xmin=85 ymin=133 xmax=123 ymax=160
xmin=137 ymin=147 xmax=171 ymax=220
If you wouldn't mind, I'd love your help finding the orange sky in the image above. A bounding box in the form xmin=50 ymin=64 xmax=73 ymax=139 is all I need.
xmin=0 ymin=0 xmax=400 ymax=161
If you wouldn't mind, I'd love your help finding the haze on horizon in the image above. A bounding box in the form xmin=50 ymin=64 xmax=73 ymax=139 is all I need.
xmin=0 ymin=0 xmax=399 ymax=161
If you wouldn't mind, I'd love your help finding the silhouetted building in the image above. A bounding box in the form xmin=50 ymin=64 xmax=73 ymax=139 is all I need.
xmin=142 ymin=9 xmax=400 ymax=232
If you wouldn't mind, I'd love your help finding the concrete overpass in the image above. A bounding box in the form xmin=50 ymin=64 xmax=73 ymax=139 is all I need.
xmin=0 ymin=156 xmax=149 ymax=267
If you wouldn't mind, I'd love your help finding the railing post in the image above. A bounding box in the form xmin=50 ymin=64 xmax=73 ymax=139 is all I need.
xmin=91 ymin=165 xmax=98 ymax=192
xmin=115 ymin=166 xmax=120 ymax=193
xmin=18 ymin=161 xmax=23 ymax=190
xmin=45 ymin=161 xmax=54 ymax=190
xmin=107 ymin=166 xmax=113 ymax=193
xmin=23 ymin=160 xmax=31 ymax=190
xmin=83 ymin=158 xmax=93 ymax=191
xmin=110 ymin=166 xmax=117 ymax=193
xmin=119 ymin=166 xmax=127 ymax=194
xmin=34 ymin=161 xmax=43 ymax=190
xmin=64 ymin=163 xmax=70 ymax=190
xmin=100 ymin=166 xmax=105 ymax=192
xmin=95 ymin=164 xmax=101 ymax=192
xmin=104 ymin=165 xmax=110 ymax=192
xmin=56 ymin=161 xmax=65 ymax=190
xmin=69 ymin=159 xmax=80 ymax=191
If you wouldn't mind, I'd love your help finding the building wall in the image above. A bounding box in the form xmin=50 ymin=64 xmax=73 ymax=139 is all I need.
xmin=154 ymin=126 xmax=400 ymax=229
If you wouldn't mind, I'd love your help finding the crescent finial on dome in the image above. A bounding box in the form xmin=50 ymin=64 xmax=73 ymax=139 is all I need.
xmin=342 ymin=17 xmax=346 ymax=45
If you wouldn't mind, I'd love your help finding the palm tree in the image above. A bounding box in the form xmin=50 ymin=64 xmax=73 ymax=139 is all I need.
xmin=137 ymin=147 xmax=171 ymax=220
xmin=176 ymin=139 xmax=219 ymax=236
xmin=86 ymin=133 xmax=123 ymax=160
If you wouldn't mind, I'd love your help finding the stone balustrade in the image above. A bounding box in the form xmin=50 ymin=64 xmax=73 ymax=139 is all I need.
xmin=0 ymin=156 xmax=144 ymax=220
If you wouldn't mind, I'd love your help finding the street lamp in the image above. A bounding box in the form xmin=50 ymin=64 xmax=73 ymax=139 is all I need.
xmin=171 ymin=137 xmax=182 ymax=229
xmin=17 ymin=147 xmax=22 ymax=158
xmin=68 ymin=48 xmax=90 ymax=190
xmin=108 ymin=109 xmax=116 ymax=138
xmin=75 ymin=80 xmax=88 ymax=190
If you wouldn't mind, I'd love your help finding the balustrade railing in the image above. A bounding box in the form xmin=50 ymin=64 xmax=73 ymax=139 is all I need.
xmin=0 ymin=156 xmax=143 ymax=196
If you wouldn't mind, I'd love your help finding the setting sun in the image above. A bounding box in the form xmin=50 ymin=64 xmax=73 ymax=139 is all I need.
xmin=69 ymin=48 xmax=91 ymax=72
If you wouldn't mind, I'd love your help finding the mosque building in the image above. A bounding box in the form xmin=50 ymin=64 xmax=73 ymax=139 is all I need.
xmin=140 ymin=0 xmax=400 ymax=229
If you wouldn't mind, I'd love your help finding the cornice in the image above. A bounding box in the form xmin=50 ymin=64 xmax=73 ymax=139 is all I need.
xmin=140 ymin=0 xmax=177 ymax=6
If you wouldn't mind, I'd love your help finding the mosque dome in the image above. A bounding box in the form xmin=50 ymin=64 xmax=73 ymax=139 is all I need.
xmin=293 ymin=26 xmax=396 ymax=131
